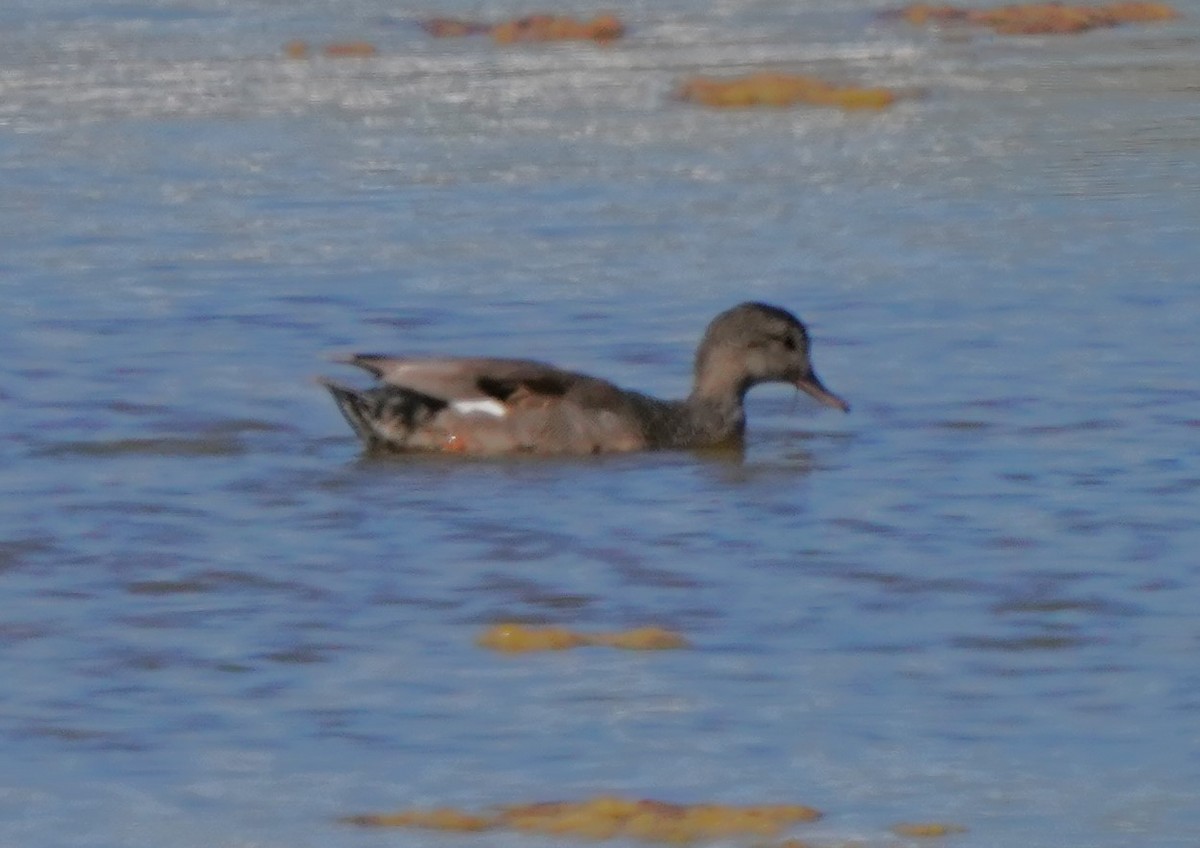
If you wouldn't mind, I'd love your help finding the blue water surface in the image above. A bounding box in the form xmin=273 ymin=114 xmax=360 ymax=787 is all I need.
xmin=1 ymin=1 xmax=1199 ymax=846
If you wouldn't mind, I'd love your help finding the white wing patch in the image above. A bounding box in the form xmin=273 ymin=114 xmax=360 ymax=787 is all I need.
xmin=451 ymin=398 xmax=508 ymax=418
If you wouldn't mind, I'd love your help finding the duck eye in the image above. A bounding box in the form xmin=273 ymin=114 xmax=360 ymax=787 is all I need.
xmin=781 ymin=335 xmax=798 ymax=351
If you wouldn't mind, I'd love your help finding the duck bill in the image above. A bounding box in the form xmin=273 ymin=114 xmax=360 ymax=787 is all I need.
xmin=795 ymin=370 xmax=850 ymax=412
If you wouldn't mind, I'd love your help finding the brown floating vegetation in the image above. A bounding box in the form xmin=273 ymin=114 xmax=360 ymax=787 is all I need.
xmin=889 ymin=1 xmax=1179 ymax=34
xmin=343 ymin=807 xmax=494 ymax=831
xmin=321 ymin=41 xmax=378 ymax=58
xmin=420 ymin=13 xmax=626 ymax=44
xmin=477 ymin=622 xmax=689 ymax=653
xmin=282 ymin=40 xmax=310 ymax=59
xmin=420 ymin=17 xmax=492 ymax=37
xmin=282 ymin=40 xmax=378 ymax=58
xmin=343 ymin=796 xmax=822 ymax=842
xmin=676 ymin=72 xmax=898 ymax=110
xmin=892 ymin=822 xmax=969 ymax=838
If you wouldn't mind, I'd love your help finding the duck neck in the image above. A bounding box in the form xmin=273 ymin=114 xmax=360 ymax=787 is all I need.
xmin=683 ymin=370 xmax=748 ymax=444
xmin=689 ymin=359 xmax=752 ymax=407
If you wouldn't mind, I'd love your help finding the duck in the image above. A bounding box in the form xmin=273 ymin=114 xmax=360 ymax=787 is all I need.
xmin=319 ymin=302 xmax=848 ymax=455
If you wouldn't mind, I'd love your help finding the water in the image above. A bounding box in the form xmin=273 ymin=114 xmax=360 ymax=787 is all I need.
xmin=2 ymin=1 xmax=1199 ymax=846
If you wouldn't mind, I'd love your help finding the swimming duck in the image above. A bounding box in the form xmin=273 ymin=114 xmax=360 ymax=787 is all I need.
xmin=320 ymin=302 xmax=848 ymax=455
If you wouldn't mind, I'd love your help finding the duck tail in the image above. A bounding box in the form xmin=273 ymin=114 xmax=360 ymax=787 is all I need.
xmin=331 ymin=353 xmax=392 ymax=379
xmin=318 ymin=379 xmax=383 ymax=447
xmin=318 ymin=378 xmax=449 ymax=450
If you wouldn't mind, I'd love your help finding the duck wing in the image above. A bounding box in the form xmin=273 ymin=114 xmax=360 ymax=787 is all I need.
xmin=337 ymin=355 xmax=578 ymax=402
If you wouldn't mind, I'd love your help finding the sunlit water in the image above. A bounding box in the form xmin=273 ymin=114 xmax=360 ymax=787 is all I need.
xmin=2 ymin=1 xmax=1199 ymax=846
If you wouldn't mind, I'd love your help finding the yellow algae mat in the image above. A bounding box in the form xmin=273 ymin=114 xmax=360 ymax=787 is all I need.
xmin=343 ymin=796 xmax=821 ymax=842
xmin=342 ymin=795 xmax=967 ymax=844
xmin=889 ymin=1 xmax=1178 ymax=34
xmin=477 ymin=623 xmax=689 ymax=653
xmin=420 ymin=13 xmax=626 ymax=43
xmin=676 ymin=73 xmax=898 ymax=110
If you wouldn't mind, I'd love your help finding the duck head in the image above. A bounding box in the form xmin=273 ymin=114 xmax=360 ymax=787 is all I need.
xmin=692 ymin=302 xmax=849 ymax=411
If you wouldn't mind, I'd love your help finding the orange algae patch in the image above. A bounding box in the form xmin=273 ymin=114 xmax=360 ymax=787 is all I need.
xmin=892 ymin=2 xmax=1178 ymax=34
xmin=421 ymin=17 xmax=491 ymax=37
xmin=477 ymin=623 xmax=589 ymax=652
xmin=676 ymin=73 xmax=897 ymax=111
xmin=894 ymin=4 xmax=973 ymax=24
xmin=322 ymin=41 xmax=377 ymax=57
xmin=344 ymin=797 xmax=821 ymax=843
xmin=419 ymin=13 xmax=625 ymax=43
xmin=499 ymin=797 xmax=822 ymax=842
xmin=1104 ymin=0 xmax=1179 ymax=20
xmin=892 ymin=822 xmax=969 ymax=838
xmin=477 ymin=623 xmax=689 ymax=653
xmin=968 ymin=3 xmax=1115 ymax=32
xmin=341 ymin=808 xmax=493 ymax=831
xmin=283 ymin=40 xmax=378 ymax=58
xmin=282 ymin=40 xmax=310 ymax=59
xmin=492 ymin=13 xmax=625 ymax=43
xmin=593 ymin=626 xmax=690 ymax=650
